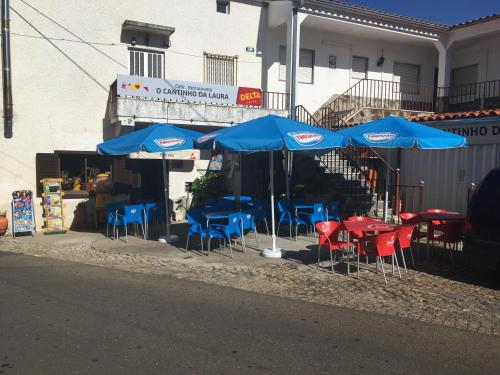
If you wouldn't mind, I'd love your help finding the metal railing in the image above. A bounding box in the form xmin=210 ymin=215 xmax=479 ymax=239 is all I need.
xmin=109 ymin=79 xmax=289 ymax=111
xmin=436 ymin=79 xmax=500 ymax=112
xmin=318 ymin=79 xmax=436 ymax=129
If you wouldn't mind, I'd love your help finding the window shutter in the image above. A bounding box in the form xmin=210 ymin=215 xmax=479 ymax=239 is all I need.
xmin=36 ymin=153 xmax=59 ymax=196
xmin=298 ymin=49 xmax=314 ymax=84
xmin=452 ymin=65 xmax=478 ymax=87
xmin=394 ymin=62 xmax=420 ymax=94
xmin=279 ymin=45 xmax=287 ymax=81
xmin=352 ymin=56 xmax=368 ymax=79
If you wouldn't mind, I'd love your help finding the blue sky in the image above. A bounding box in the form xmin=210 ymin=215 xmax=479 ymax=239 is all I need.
xmin=345 ymin=0 xmax=500 ymax=25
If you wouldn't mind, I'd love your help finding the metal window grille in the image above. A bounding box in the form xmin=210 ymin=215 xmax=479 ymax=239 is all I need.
xmin=129 ymin=49 xmax=164 ymax=78
xmin=203 ymin=52 xmax=238 ymax=86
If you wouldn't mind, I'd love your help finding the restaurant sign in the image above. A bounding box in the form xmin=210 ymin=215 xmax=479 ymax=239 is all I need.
xmin=117 ymin=74 xmax=263 ymax=107
xmin=433 ymin=121 xmax=500 ymax=145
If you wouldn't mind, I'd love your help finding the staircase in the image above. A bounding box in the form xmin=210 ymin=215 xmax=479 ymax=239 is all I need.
xmin=295 ymin=105 xmax=395 ymax=219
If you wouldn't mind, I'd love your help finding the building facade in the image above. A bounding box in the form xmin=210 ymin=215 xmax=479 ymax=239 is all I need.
xmin=1 ymin=0 xmax=499 ymax=228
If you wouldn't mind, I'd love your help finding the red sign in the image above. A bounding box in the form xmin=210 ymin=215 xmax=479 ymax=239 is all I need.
xmin=236 ymin=87 xmax=263 ymax=106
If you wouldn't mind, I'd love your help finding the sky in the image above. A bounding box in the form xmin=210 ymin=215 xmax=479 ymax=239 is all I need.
xmin=345 ymin=0 xmax=500 ymax=25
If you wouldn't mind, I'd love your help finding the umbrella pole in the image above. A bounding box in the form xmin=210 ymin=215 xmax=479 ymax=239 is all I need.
xmin=285 ymin=151 xmax=290 ymax=200
xmin=262 ymin=151 xmax=282 ymax=258
xmin=159 ymin=152 xmax=179 ymax=244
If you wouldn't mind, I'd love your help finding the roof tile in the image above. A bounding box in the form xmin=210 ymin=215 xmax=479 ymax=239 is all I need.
xmin=411 ymin=109 xmax=500 ymax=122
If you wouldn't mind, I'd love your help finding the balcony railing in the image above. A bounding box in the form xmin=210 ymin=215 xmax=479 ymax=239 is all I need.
xmin=109 ymin=79 xmax=289 ymax=111
xmin=436 ymin=79 xmax=500 ymax=113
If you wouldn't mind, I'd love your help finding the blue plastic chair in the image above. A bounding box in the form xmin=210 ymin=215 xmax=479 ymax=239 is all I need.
xmin=105 ymin=202 xmax=124 ymax=239
xmin=115 ymin=204 xmax=145 ymax=242
xmin=240 ymin=211 xmax=259 ymax=250
xmin=208 ymin=212 xmax=242 ymax=258
xmin=277 ymin=200 xmax=295 ymax=239
xmin=326 ymin=201 xmax=341 ymax=222
xmin=185 ymin=209 xmax=209 ymax=254
xmin=297 ymin=203 xmax=325 ymax=238
xmin=215 ymin=197 xmax=236 ymax=211
xmin=252 ymin=199 xmax=269 ymax=235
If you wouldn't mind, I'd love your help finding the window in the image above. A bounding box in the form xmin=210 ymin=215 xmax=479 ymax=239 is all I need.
xmin=129 ymin=48 xmax=164 ymax=78
xmin=216 ymin=0 xmax=230 ymax=14
xmin=278 ymin=46 xmax=315 ymax=84
xmin=451 ymin=64 xmax=478 ymax=87
xmin=204 ymin=52 xmax=238 ymax=86
xmin=36 ymin=152 xmax=115 ymax=197
xmin=352 ymin=56 xmax=368 ymax=79
xmin=394 ymin=62 xmax=421 ymax=94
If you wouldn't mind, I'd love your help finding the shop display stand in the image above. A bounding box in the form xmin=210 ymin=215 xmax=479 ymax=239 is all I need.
xmin=11 ymin=190 xmax=36 ymax=238
xmin=40 ymin=178 xmax=67 ymax=235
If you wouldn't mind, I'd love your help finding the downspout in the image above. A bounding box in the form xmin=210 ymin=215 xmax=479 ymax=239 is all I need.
xmin=2 ymin=0 xmax=13 ymax=138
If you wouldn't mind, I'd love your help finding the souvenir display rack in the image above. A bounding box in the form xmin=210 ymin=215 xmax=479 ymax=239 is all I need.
xmin=11 ymin=190 xmax=36 ymax=237
xmin=40 ymin=178 xmax=67 ymax=234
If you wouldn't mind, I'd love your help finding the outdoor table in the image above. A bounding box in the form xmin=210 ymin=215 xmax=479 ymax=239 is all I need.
xmin=203 ymin=210 xmax=236 ymax=227
xmin=342 ymin=220 xmax=396 ymax=234
xmin=294 ymin=203 xmax=314 ymax=217
xmin=142 ymin=202 xmax=157 ymax=240
xmin=418 ymin=211 xmax=466 ymax=222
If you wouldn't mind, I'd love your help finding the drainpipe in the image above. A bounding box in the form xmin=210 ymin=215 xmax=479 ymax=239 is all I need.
xmin=2 ymin=0 xmax=13 ymax=138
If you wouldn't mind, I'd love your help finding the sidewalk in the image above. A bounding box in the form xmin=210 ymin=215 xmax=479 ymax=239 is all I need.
xmin=1 ymin=224 xmax=499 ymax=336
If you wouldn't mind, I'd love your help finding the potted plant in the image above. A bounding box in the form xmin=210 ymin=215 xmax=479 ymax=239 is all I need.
xmin=0 ymin=209 xmax=8 ymax=236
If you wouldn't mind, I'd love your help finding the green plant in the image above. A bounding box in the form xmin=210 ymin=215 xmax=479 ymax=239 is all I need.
xmin=190 ymin=171 xmax=228 ymax=208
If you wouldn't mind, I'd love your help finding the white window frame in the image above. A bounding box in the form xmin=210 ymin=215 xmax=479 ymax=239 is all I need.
xmin=129 ymin=48 xmax=165 ymax=78
xmin=352 ymin=56 xmax=368 ymax=80
xmin=278 ymin=46 xmax=315 ymax=84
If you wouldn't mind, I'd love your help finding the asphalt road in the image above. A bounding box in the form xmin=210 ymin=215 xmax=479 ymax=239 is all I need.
xmin=1 ymin=252 xmax=499 ymax=374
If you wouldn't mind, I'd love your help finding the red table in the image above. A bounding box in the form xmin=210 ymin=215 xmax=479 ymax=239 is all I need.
xmin=418 ymin=212 xmax=466 ymax=222
xmin=342 ymin=220 xmax=396 ymax=233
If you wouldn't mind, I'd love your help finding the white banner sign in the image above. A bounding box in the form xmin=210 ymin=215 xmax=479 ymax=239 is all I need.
xmin=433 ymin=121 xmax=500 ymax=145
xmin=128 ymin=149 xmax=200 ymax=160
xmin=117 ymin=74 xmax=263 ymax=107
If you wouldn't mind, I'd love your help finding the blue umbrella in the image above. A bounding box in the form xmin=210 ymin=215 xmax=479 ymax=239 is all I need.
xmin=335 ymin=115 xmax=468 ymax=149
xmin=335 ymin=115 xmax=467 ymax=220
xmin=197 ymin=114 xmax=348 ymax=258
xmin=98 ymin=124 xmax=203 ymax=243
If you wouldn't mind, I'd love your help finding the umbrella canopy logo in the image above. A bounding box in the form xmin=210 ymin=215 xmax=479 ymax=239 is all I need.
xmin=197 ymin=133 xmax=220 ymax=144
xmin=363 ymin=132 xmax=398 ymax=143
xmin=288 ymin=132 xmax=324 ymax=147
xmin=154 ymin=137 xmax=186 ymax=150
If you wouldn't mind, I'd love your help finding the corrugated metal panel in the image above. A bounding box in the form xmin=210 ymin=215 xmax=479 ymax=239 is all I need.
xmin=400 ymin=144 xmax=499 ymax=213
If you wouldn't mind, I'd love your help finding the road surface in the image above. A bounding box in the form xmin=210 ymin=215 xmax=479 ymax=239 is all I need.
xmin=1 ymin=252 xmax=499 ymax=374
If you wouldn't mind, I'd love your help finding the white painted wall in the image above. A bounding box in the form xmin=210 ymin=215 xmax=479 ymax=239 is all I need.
xmin=0 ymin=0 xmax=265 ymax=229
xmin=451 ymin=34 xmax=500 ymax=82
xmin=265 ymin=24 xmax=438 ymax=112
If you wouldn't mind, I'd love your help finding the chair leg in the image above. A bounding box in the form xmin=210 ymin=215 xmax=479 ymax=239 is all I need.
xmin=392 ymin=254 xmax=395 ymax=276
xmin=400 ymin=248 xmax=408 ymax=273
xmin=448 ymin=243 xmax=455 ymax=266
xmin=254 ymin=229 xmax=259 ymax=248
xmin=357 ymin=251 xmax=360 ymax=278
xmin=289 ymin=223 xmax=292 ymax=240
xmin=125 ymin=224 xmax=128 ymax=243
xmin=409 ymin=246 xmax=416 ymax=268
xmin=394 ymin=253 xmax=402 ymax=279
xmin=317 ymin=244 xmax=321 ymax=267
xmin=200 ymin=237 xmax=204 ymax=255
xmin=379 ymin=256 xmax=388 ymax=284
xmin=228 ymin=238 xmax=233 ymax=258
xmin=106 ymin=223 xmax=109 ymax=238
xmin=241 ymin=233 xmax=246 ymax=253
xmin=185 ymin=234 xmax=190 ymax=251
xmin=329 ymin=250 xmax=334 ymax=273
xmin=208 ymin=237 xmax=211 ymax=252
xmin=277 ymin=222 xmax=281 ymax=236
xmin=265 ymin=219 xmax=269 ymax=235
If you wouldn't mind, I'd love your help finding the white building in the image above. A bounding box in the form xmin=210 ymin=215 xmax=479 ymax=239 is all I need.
xmin=1 ymin=0 xmax=499 ymax=228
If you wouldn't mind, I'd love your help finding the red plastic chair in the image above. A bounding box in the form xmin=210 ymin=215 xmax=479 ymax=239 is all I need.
xmin=316 ymin=221 xmax=354 ymax=273
xmin=395 ymin=224 xmax=416 ymax=272
xmin=429 ymin=222 xmax=464 ymax=265
xmin=362 ymin=231 xmax=401 ymax=284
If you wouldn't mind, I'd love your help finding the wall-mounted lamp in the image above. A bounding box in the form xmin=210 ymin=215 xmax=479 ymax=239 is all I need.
xmin=377 ymin=48 xmax=385 ymax=67
xmin=130 ymin=36 xmax=137 ymax=46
